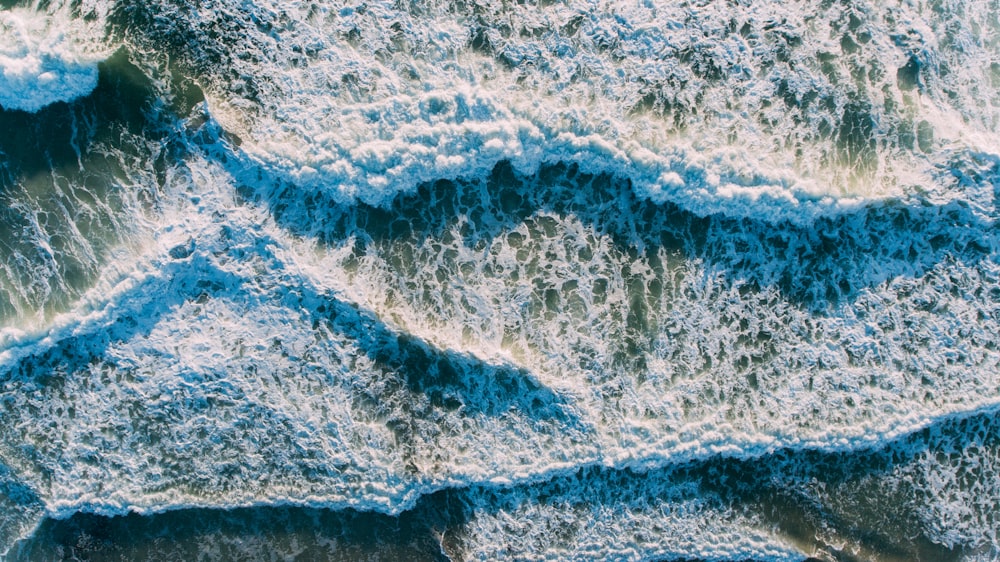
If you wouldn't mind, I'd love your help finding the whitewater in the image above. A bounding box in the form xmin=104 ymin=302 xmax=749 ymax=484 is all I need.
xmin=1 ymin=0 xmax=999 ymax=559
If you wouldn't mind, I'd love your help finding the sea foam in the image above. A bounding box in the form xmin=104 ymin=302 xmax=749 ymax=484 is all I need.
xmin=2 ymin=146 xmax=999 ymax=557
xmin=121 ymin=0 xmax=1000 ymax=223
xmin=0 ymin=5 xmax=109 ymax=112
xmin=0 ymin=0 xmax=999 ymax=559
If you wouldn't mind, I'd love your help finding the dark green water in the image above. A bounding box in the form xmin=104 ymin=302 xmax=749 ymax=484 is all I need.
xmin=0 ymin=49 xmax=163 ymax=326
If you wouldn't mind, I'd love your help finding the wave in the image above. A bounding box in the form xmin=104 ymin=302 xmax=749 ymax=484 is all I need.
xmin=113 ymin=0 xmax=1000 ymax=222
xmin=9 ymin=408 xmax=1000 ymax=560
xmin=1 ymin=0 xmax=999 ymax=559
xmin=1 ymin=144 xmax=998 ymax=556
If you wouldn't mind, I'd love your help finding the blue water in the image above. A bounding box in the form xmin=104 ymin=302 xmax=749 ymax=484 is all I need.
xmin=1 ymin=0 xmax=999 ymax=560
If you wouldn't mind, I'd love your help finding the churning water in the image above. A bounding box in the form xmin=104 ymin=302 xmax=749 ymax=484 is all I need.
xmin=1 ymin=0 xmax=999 ymax=560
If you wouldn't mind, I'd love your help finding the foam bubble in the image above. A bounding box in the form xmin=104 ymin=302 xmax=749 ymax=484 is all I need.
xmin=0 ymin=5 xmax=110 ymax=112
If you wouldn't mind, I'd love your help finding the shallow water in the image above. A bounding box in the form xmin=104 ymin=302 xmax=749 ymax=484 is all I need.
xmin=0 ymin=0 xmax=998 ymax=560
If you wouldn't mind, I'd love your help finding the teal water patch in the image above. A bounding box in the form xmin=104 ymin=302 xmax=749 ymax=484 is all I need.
xmin=255 ymin=158 xmax=997 ymax=309
xmin=9 ymin=504 xmax=450 ymax=561
xmin=0 ymin=462 xmax=44 ymax=558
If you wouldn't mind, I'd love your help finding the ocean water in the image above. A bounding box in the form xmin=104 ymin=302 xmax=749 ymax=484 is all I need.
xmin=0 ymin=0 xmax=998 ymax=560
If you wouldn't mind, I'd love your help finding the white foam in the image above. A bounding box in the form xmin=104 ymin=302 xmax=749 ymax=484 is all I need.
xmin=1 ymin=150 xmax=998 ymax=557
xmin=0 ymin=4 xmax=110 ymax=112
xmin=170 ymin=0 xmax=1000 ymax=223
xmin=1 ymin=0 xmax=999 ymax=557
xmin=456 ymin=477 xmax=804 ymax=561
